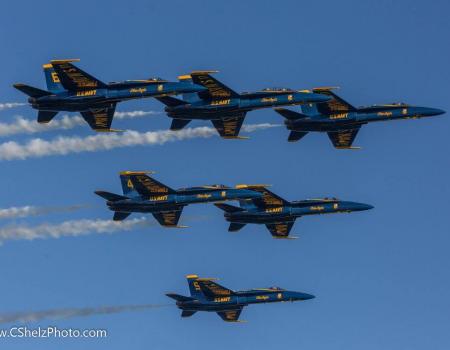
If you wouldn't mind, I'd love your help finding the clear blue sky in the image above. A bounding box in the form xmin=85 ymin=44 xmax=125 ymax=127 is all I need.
xmin=0 ymin=0 xmax=449 ymax=349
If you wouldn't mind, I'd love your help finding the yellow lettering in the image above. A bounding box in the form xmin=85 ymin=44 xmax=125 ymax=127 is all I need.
xmin=149 ymin=195 xmax=168 ymax=201
xmin=210 ymin=99 xmax=230 ymax=106
xmin=265 ymin=207 xmax=283 ymax=213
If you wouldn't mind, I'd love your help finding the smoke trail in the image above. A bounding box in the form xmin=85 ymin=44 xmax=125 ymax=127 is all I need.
xmin=0 ymin=304 xmax=171 ymax=324
xmin=0 ymin=217 xmax=152 ymax=243
xmin=0 ymin=102 xmax=25 ymax=111
xmin=0 ymin=110 xmax=160 ymax=137
xmin=0 ymin=123 xmax=280 ymax=161
xmin=0 ymin=204 xmax=87 ymax=220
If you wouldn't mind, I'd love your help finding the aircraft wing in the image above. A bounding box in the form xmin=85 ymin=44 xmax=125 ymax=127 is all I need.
xmin=81 ymin=104 xmax=116 ymax=131
xmin=152 ymin=208 xmax=184 ymax=227
xmin=250 ymin=187 xmax=289 ymax=208
xmin=312 ymin=88 xmax=356 ymax=114
xmin=266 ymin=221 xmax=295 ymax=238
xmin=196 ymin=279 xmax=235 ymax=298
xmin=125 ymin=173 xmax=176 ymax=196
xmin=327 ymin=127 xmax=360 ymax=149
xmin=51 ymin=59 xmax=107 ymax=90
xmin=211 ymin=113 xmax=246 ymax=138
xmin=190 ymin=71 xmax=239 ymax=99
xmin=217 ymin=308 xmax=243 ymax=322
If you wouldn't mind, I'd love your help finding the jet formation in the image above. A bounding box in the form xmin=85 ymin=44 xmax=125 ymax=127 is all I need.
xmin=13 ymin=60 xmax=444 ymax=144
xmin=166 ymin=275 xmax=314 ymax=322
xmin=276 ymin=87 xmax=445 ymax=149
xmin=215 ymin=186 xmax=373 ymax=238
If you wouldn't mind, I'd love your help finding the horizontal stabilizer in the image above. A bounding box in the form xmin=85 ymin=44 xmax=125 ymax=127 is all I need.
xmin=155 ymin=96 xmax=188 ymax=107
xmin=275 ymin=108 xmax=309 ymax=120
xmin=181 ymin=310 xmax=197 ymax=318
xmin=166 ymin=293 xmax=196 ymax=302
xmin=214 ymin=203 xmax=245 ymax=213
xmin=113 ymin=211 xmax=131 ymax=221
xmin=170 ymin=118 xmax=192 ymax=131
xmin=94 ymin=190 xmax=128 ymax=202
xmin=13 ymin=84 xmax=52 ymax=98
xmin=38 ymin=110 xmax=58 ymax=124
xmin=288 ymin=131 xmax=308 ymax=142
xmin=229 ymin=222 xmax=246 ymax=232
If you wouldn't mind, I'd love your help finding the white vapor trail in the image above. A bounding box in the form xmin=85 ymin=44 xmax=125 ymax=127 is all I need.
xmin=0 ymin=102 xmax=25 ymax=111
xmin=0 ymin=110 xmax=160 ymax=137
xmin=0 ymin=123 xmax=280 ymax=161
xmin=0 ymin=204 xmax=87 ymax=220
xmin=0 ymin=304 xmax=170 ymax=324
xmin=0 ymin=217 xmax=152 ymax=243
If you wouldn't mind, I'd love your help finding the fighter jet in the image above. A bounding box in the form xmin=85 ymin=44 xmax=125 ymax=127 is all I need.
xmin=95 ymin=172 xmax=262 ymax=227
xmin=13 ymin=59 xmax=205 ymax=131
xmin=155 ymin=71 xmax=331 ymax=138
xmin=275 ymin=87 xmax=445 ymax=149
xmin=166 ymin=274 xmax=314 ymax=322
xmin=214 ymin=185 xmax=373 ymax=238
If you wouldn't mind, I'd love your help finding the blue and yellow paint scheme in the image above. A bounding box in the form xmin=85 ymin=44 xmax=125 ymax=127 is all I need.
xmin=166 ymin=274 xmax=314 ymax=322
xmin=275 ymin=87 xmax=445 ymax=149
xmin=155 ymin=71 xmax=331 ymax=139
xmin=94 ymin=171 xmax=263 ymax=227
xmin=13 ymin=59 xmax=206 ymax=132
xmin=214 ymin=185 xmax=373 ymax=238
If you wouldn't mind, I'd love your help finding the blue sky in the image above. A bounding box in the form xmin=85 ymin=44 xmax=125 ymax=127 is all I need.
xmin=0 ymin=0 xmax=449 ymax=349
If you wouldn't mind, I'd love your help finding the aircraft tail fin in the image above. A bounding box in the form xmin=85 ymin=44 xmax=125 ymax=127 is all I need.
xmin=214 ymin=203 xmax=245 ymax=213
xmin=13 ymin=84 xmax=52 ymax=98
xmin=94 ymin=190 xmax=129 ymax=202
xmin=186 ymin=275 xmax=204 ymax=298
xmin=50 ymin=59 xmax=107 ymax=90
xmin=37 ymin=111 xmax=58 ymax=124
xmin=43 ymin=63 xmax=65 ymax=92
xmin=120 ymin=171 xmax=176 ymax=197
xmin=166 ymin=293 xmax=196 ymax=302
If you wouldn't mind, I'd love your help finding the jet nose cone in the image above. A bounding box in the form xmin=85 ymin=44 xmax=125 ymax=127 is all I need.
xmin=428 ymin=108 xmax=445 ymax=116
xmin=353 ymin=203 xmax=374 ymax=211
xmin=293 ymin=292 xmax=315 ymax=301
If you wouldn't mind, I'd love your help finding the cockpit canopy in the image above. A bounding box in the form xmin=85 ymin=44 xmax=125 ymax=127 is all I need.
xmin=261 ymin=87 xmax=294 ymax=92
xmin=268 ymin=286 xmax=285 ymax=291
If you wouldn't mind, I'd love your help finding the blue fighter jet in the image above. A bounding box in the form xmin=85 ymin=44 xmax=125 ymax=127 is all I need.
xmin=13 ymin=59 xmax=205 ymax=131
xmin=214 ymin=185 xmax=373 ymax=238
xmin=275 ymin=87 xmax=445 ymax=149
xmin=155 ymin=71 xmax=331 ymax=138
xmin=95 ymin=172 xmax=262 ymax=227
xmin=166 ymin=274 xmax=314 ymax=322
